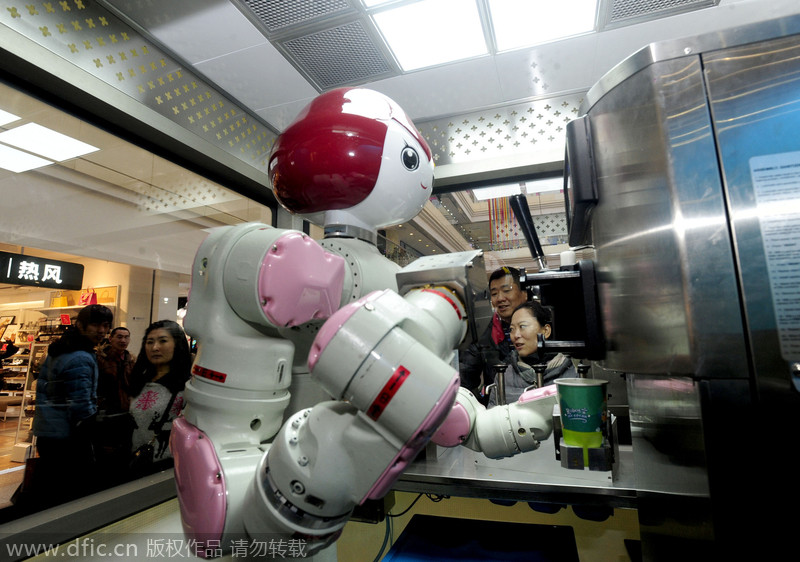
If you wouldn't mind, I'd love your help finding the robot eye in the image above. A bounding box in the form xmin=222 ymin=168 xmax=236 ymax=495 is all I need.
xmin=401 ymin=145 xmax=420 ymax=171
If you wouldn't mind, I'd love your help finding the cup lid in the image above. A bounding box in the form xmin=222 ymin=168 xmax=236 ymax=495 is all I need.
xmin=555 ymin=378 xmax=607 ymax=386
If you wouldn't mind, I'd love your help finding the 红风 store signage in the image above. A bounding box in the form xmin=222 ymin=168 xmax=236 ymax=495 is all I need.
xmin=0 ymin=251 xmax=84 ymax=291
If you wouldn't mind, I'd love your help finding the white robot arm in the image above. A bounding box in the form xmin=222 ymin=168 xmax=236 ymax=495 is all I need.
xmin=171 ymin=221 xmax=351 ymax=555
xmin=172 ymin=248 xmax=467 ymax=555
xmin=432 ymin=386 xmax=558 ymax=458
xmin=240 ymin=286 xmax=466 ymax=552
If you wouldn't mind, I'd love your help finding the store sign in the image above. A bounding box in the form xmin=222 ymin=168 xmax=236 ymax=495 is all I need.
xmin=0 ymin=251 xmax=84 ymax=290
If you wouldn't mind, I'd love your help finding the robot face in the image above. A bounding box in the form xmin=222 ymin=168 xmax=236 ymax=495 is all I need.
xmin=269 ymin=88 xmax=434 ymax=229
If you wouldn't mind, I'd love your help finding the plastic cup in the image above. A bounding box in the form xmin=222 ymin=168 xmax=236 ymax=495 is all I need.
xmin=555 ymin=379 xmax=608 ymax=465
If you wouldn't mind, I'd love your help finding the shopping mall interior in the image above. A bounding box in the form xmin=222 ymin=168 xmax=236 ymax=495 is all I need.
xmin=2 ymin=1 xmax=799 ymax=561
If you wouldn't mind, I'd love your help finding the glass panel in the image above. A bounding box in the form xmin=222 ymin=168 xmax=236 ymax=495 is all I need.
xmin=0 ymin=79 xmax=274 ymax=519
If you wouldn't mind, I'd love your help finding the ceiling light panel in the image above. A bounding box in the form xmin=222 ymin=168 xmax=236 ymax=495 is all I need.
xmin=527 ymin=177 xmax=564 ymax=193
xmin=472 ymin=177 xmax=563 ymax=201
xmin=0 ymin=143 xmax=53 ymax=173
xmin=473 ymin=183 xmax=523 ymax=201
xmin=0 ymin=123 xmax=99 ymax=161
xmin=489 ymin=0 xmax=598 ymax=51
xmin=0 ymin=109 xmax=21 ymax=127
xmin=372 ymin=0 xmax=488 ymax=71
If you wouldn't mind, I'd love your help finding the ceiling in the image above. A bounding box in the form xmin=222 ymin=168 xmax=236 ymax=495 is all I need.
xmin=2 ymin=0 xmax=799 ymax=272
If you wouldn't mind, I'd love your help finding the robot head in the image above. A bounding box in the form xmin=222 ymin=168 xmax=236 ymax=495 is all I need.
xmin=269 ymin=88 xmax=434 ymax=231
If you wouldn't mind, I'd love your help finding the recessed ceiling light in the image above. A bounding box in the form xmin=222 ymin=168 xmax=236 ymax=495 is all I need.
xmin=489 ymin=0 xmax=597 ymax=51
xmin=0 ymin=109 xmax=20 ymax=127
xmin=0 ymin=143 xmax=53 ymax=173
xmin=473 ymin=177 xmax=562 ymax=200
xmin=472 ymin=183 xmax=523 ymax=201
xmin=0 ymin=123 xmax=99 ymax=161
xmin=526 ymin=177 xmax=564 ymax=194
xmin=373 ymin=0 xmax=487 ymax=71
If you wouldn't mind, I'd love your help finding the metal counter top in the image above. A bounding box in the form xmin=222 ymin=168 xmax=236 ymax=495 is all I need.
xmin=395 ymin=442 xmax=637 ymax=509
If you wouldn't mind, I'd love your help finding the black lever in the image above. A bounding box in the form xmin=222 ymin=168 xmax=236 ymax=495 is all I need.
xmin=510 ymin=193 xmax=547 ymax=271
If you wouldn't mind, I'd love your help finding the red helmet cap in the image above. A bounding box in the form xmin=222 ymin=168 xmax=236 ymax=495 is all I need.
xmin=269 ymin=88 xmax=431 ymax=215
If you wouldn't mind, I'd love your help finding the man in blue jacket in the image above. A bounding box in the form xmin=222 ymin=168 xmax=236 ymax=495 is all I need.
xmin=31 ymin=304 xmax=113 ymax=507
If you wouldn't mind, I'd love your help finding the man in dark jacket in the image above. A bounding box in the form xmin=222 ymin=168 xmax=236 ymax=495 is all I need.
xmin=30 ymin=304 xmax=113 ymax=507
xmin=95 ymin=326 xmax=136 ymax=475
xmin=96 ymin=326 xmax=135 ymax=413
xmin=458 ymin=266 xmax=528 ymax=402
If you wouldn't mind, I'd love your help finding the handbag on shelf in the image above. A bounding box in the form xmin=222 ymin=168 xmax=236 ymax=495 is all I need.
xmin=79 ymin=287 xmax=98 ymax=306
xmin=51 ymin=291 xmax=69 ymax=308
xmin=97 ymin=289 xmax=114 ymax=304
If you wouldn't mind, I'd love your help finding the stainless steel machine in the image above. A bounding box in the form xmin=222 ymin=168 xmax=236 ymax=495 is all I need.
xmin=565 ymin=14 xmax=800 ymax=560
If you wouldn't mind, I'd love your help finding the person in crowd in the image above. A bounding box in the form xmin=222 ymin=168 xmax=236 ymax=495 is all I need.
xmin=459 ymin=266 xmax=528 ymax=403
xmin=488 ymin=300 xmax=578 ymax=407
xmin=31 ymin=304 xmax=113 ymax=505
xmin=127 ymin=320 xmax=192 ymax=474
xmin=96 ymin=327 xmax=136 ymax=412
xmin=94 ymin=326 xmax=137 ymax=477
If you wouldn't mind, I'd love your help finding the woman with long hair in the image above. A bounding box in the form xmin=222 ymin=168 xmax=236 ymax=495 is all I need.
xmin=488 ymin=300 xmax=577 ymax=407
xmin=128 ymin=319 xmax=192 ymax=473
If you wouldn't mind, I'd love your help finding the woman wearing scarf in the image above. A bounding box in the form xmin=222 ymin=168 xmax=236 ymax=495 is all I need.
xmin=488 ymin=300 xmax=577 ymax=407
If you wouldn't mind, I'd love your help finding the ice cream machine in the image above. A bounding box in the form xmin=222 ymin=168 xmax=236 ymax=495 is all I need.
xmin=562 ymin=14 xmax=800 ymax=560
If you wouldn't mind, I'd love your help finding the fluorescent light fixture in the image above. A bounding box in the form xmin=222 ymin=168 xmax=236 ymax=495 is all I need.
xmin=0 ymin=123 xmax=99 ymax=161
xmin=489 ymin=0 xmax=597 ymax=51
xmin=526 ymin=177 xmax=564 ymax=193
xmin=473 ymin=183 xmax=523 ymax=201
xmin=0 ymin=143 xmax=53 ymax=173
xmin=373 ymin=0 xmax=487 ymax=71
xmin=473 ymin=177 xmax=563 ymax=200
xmin=0 ymin=109 xmax=20 ymax=127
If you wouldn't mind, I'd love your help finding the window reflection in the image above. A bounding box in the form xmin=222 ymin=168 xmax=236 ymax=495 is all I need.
xmin=0 ymin=80 xmax=273 ymax=521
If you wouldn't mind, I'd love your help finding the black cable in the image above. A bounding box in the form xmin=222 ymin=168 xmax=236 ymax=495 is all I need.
xmin=372 ymin=517 xmax=391 ymax=562
xmin=387 ymin=493 xmax=451 ymax=519
xmin=387 ymin=493 xmax=423 ymax=518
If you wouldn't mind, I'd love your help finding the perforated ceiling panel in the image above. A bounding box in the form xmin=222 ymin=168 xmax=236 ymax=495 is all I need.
xmin=233 ymin=0 xmax=396 ymax=90
xmin=281 ymin=21 xmax=393 ymax=89
xmin=600 ymin=0 xmax=719 ymax=29
xmin=416 ymin=93 xmax=585 ymax=166
xmin=241 ymin=0 xmax=353 ymax=33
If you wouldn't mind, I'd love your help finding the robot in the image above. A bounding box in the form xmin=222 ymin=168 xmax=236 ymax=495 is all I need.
xmin=170 ymin=88 xmax=558 ymax=558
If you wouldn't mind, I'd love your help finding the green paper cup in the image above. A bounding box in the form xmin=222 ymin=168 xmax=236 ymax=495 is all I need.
xmin=556 ymin=379 xmax=608 ymax=465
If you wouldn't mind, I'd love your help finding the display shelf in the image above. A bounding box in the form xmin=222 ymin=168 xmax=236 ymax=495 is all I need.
xmin=14 ymin=342 xmax=44 ymax=444
xmin=38 ymin=305 xmax=98 ymax=312
xmin=38 ymin=304 xmax=117 ymax=315
xmin=45 ymin=285 xmax=118 ymax=310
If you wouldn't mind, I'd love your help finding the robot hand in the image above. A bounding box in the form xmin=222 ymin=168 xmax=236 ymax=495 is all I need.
xmin=431 ymin=386 xmax=558 ymax=459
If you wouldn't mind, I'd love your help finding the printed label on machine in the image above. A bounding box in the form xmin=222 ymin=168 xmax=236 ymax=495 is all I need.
xmin=749 ymin=151 xmax=800 ymax=360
